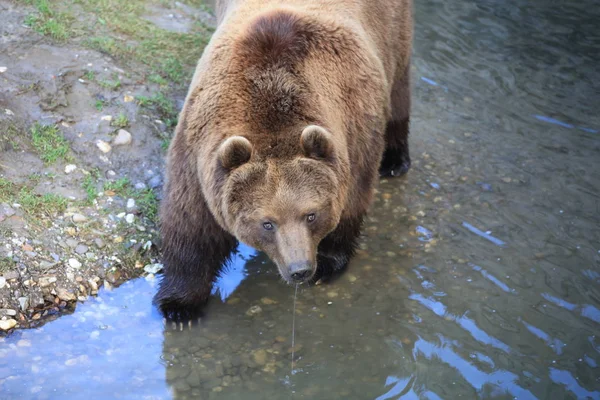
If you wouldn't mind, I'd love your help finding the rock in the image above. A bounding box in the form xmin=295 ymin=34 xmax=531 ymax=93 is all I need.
xmin=125 ymin=213 xmax=134 ymax=224
xmin=68 ymin=258 xmax=82 ymax=269
xmin=246 ymin=305 xmax=262 ymax=316
xmin=126 ymin=198 xmax=136 ymax=210
xmin=3 ymin=271 xmax=18 ymax=280
xmin=0 ymin=203 xmax=16 ymax=219
xmin=65 ymin=238 xmax=79 ymax=248
xmin=252 ymin=349 xmax=267 ymax=366
xmin=72 ymin=213 xmax=87 ymax=223
xmin=64 ymin=164 xmax=77 ymax=174
xmin=17 ymin=296 xmax=29 ymax=311
xmin=260 ymin=297 xmax=277 ymax=305
xmin=148 ymin=175 xmax=162 ymax=189
xmin=0 ymin=309 xmax=17 ymax=317
xmin=38 ymin=276 xmax=57 ymax=287
xmin=94 ymin=238 xmax=105 ymax=249
xmin=123 ymin=94 xmax=134 ymax=102
xmin=113 ymin=129 xmax=132 ymax=146
xmin=57 ymin=288 xmax=77 ymax=301
xmin=144 ymin=263 xmax=163 ymax=274
xmin=0 ymin=319 xmax=17 ymax=331
xmin=0 ymin=277 xmax=5 ymax=289
xmin=0 ymin=67 xmax=7 ymax=73
xmin=134 ymin=182 xmax=147 ymax=190
xmin=96 ymin=140 xmax=112 ymax=153
xmin=75 ymin=244 xmax=88 ymax=254
xmin=101 ymin=115 xmax=112 ymax=121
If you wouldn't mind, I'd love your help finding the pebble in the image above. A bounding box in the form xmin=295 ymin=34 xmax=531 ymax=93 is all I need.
xmin=3 ymin=271 xmax=18 ymax=280
xmin=252 ymin=349 xmax=267 ymax=366
xmin=144 ymin=263 xmax=163 ymax=274
xmin=101 ymin=115 xmax=112 ymax=121
xmin=0 ymin=277 xmax=5 ymax=289
xmin=0 ymin=309 xmax=17 ymax=317
xmin=134 ymin=182 xmax=147 ymax=190
xmin=68 ymin=258 xmax=82 ymax=269
xmin=38 ymin=276 xmax=57 ymax=287
xmin=96 ymin=140 xmax=112 ymax=153
xmin=125 ymin=213 xmax=135 ymax=224
xmin=65 ymin=238 xmax=79 ymax=248
xmin=260 ymin=297 xmax=277 ymax=305
xmin=94 ymin=238 xmax=105 ymax=249
xmin=126 ymin=198 xmax=136 ymax=209
xmin=64 ymin=164 xmax=77 ymax=174
xmin=246 ymin=305 xmax=263 ymax=316
xmin=123 ymin=94 xmax=134 ymax=102
xmin=0 ymin=203 xmax=16 ymax=218
xmin=148 ymin=175 xmax=162 ymax=189
xmin=57 ymin=288 xmax=77 ymax=301
xmin=75 ymin=244 xmax=88 ymax=254
xmin=0 ymin=66 xmax=6 ymax=73
xmin=72 ymin=213 xmax=87 ymax=223
xmin=0 ymin=319 xmax=17 ymax=331
xmin=113 ymin=129 xmax=132 ymax=146
xmin=17 ymin=296 xmax=29 ymax=311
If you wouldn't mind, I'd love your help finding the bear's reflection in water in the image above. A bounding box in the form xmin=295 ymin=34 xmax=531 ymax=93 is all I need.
xmin=160 ymin=243 xmax=419 ymax=400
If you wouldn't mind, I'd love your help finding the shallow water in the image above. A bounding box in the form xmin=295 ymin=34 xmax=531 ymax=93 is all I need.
xmin=2 ymin=0 xmax=600 ymax=398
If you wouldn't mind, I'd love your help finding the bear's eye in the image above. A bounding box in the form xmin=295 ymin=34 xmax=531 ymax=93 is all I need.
xmin=306 ymin=213 xmax=316 ymax=223
xmin=263 ymin=221 xmax=274 ymax=231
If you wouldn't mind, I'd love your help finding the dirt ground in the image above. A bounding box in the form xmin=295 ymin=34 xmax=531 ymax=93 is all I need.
xmin=0 ymin=0 xmax=215 ymax=333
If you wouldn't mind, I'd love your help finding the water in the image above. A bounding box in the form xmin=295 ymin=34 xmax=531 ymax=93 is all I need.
xmin=2 ymin=0 xmax=600 ymax=398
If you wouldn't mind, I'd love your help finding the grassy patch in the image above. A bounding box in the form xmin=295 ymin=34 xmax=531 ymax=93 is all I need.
xmin=83 ymin=70 xmax=96 ymax=81
xmin=17 ymin=187 xmax=67 ymax=216
xmin=94 ymin=99 xmax=106 ymax=111
xmin=134 ymin=188 xmax=159 ymax=221
xmin=23 ymin=0 xmax=72 ymax=41
xmin=0 ymin=177 xmax=67 ymax=217
xmin=98 ymin=75 xmax=122 ymax=90
xmin=102 ymin=177 xmax=159 ymax=222
xmin=30 ymin=123 xmax=70 ymax=164
xmin=71 ymin=0 xmax=212 ymax=84
xmin=0 ymin=178 xmax=15 ymax=203
xmin=103 ymin=177 xmax=130 ymax=195
xmin=0 ymin=257 xmax=16 ymax=274
xmin=136 ymin=92 xmax=178 ymax=126
xmin=81 ymin=169 xmax=101 ymax=204
xmin=112 ymin=113 xmax=129 ymax=128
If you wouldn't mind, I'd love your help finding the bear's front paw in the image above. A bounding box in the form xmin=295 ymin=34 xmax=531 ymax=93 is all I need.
xmin=158 ymin=299 xmax=204 ymax=328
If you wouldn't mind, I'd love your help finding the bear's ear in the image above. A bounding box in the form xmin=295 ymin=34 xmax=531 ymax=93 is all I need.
xmin=300 ymin=125 xmax=333 ymax=159
xmin=218 ymin=136 xmax=253 ymax=170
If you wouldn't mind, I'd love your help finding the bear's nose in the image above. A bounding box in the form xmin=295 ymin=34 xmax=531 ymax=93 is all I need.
xmin=289 ymin=262 xmax=312 ymax=282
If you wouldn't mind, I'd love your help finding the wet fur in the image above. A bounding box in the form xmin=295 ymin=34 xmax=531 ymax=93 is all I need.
xmin=154 ymin=0 xmax=413 ymax=321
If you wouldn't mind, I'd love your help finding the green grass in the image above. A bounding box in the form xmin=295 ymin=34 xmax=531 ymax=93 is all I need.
xmin=71 ymin=0 xmax=212 ymax=85
xmin=134 ymin=188 xmax=159 ymax=220
xmin=136 ymin=92 xmax=178 ymax=127
xmin=30 ymin=123 xmax=70 ymax=164
xmin=17 ymin=187 xmax=67 ymax=216
xmin=81 ymin=169 xmax=101 ymax=204
xmin=94 ymin=99 xmax=106 ymax=111
xmin=98 ymin=76 xmax=122 ymax=90
xmin=83 ymin=70 xmax=95 ymax=81
xmin=104 ymin=177 xmax=130 ymax=195
xmin=148 ymin=73 xmax=168 ymax=86
xmin=0 ymin=178 xmax=15 ymax=203
xmin=0 ymin=257 xmax=16 ymax=274
xmin=102 ymin=177 xmax=158 ymax=221
xmin=0 ymin=177 xmax=67 ymax=217
xmin=112 ymin=113 xmax=129 ymax=128
xmin=23 ymin=0 xmax=71 ymax=41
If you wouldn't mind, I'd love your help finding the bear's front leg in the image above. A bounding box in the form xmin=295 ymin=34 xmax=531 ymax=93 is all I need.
xmin=153 ymin=140 xmax=237 ymax=323
xmin=313 ymin=215 xmax=364 ymax=283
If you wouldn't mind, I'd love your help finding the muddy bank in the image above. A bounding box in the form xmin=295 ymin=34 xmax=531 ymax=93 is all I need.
xmin=0 ymin=0 xmax=214 ymax=333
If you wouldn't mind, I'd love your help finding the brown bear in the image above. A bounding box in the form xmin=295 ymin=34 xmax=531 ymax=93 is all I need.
xmin=154 ymin=0 xmax=413 ymax=322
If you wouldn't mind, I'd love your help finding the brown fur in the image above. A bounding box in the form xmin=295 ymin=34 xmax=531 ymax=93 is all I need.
xmin=155 ymin=0 xmax=413 ymax=321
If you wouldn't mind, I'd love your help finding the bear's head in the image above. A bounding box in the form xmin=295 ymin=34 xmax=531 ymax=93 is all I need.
xmin=216 ymin=125 xmax=347 ymax=284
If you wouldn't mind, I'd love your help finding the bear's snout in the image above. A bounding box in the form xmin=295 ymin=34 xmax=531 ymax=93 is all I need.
xmin=288 ymin=261 xmax=313 ymax=283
